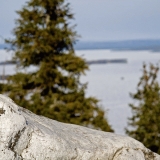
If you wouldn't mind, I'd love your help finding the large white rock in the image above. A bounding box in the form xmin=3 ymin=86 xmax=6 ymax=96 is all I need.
xmin=0 ymin=94 xmax=159 ymax=160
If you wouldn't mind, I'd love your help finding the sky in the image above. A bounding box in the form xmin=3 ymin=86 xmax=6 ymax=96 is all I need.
xmin=0 ymin=0 xmax=160 ymax=42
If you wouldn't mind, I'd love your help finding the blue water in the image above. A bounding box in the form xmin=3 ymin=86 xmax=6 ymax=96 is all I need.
xmin=1 ymin=49 xmax=160 ymax=135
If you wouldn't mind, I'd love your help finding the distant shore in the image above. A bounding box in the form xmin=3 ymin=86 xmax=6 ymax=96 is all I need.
xmin=1 ymin=39 xmax=160 ymax=52
xmin=74 ymin=39 xmax=160 ymax=52
xmin=87 ymin=59 xmax=127 ymax=65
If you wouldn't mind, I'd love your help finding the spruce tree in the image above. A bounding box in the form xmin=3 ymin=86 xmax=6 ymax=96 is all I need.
xmin=1 ymin=0 xmax=113 ymax=132
xmin=126 ymin=63 xmax=160 ymax=153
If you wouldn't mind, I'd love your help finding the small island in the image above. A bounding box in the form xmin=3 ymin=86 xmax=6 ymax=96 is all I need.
xmin=87 ymin=58 xmax=127 ymax=65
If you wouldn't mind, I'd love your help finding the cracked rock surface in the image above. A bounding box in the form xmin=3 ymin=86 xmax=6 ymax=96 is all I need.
xmin=0 ymin=94 xmax=160 ymax=160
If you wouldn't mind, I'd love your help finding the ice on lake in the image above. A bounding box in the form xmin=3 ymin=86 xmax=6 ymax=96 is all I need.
xmin=1 ymin=49 xmax=160 ymax=134
xmin=76 ymin=49 xmax=160 ymax=134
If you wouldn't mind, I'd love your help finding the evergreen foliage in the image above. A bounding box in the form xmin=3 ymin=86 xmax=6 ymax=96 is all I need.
xmin=126 ymin=63 xmax=160 ymax=153
xmin=1 ymin=0 xmax=113 ymax=132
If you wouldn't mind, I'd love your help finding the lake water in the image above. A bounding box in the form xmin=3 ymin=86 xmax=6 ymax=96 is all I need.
xmin=0 ymin=49 xmax=160 ymax=135
xmin=76 ymin=49 xmax=160 ymax=135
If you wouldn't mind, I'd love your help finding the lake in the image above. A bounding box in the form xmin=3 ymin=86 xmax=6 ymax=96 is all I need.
xmin=0 ymin=49 xmax=160 ymax=135
xmin=76 ymin=49 xmax=160 ymax=135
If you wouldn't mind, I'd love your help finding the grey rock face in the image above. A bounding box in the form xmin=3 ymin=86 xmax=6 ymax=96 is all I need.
xmin=0 ymin=94 xmax=160 ymax=160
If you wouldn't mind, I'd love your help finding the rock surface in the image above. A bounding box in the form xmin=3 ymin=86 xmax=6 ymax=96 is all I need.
xmin=0 ymin=94 xmax=160 ymax=160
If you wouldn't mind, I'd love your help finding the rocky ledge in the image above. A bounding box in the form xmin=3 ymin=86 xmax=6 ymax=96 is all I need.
xmin=0 ymin=94 xmax=160 ymax=160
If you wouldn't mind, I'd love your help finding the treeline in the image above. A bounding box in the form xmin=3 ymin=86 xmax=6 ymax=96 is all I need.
xmin=75 ymin=40 xmax=160 ymax=52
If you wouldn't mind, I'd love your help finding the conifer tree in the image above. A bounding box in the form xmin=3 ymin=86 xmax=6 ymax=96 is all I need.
xmin=1 ymin=0 xmax=113 ymax=132
xmin=126 ymin=63 xmax=160 ymax=153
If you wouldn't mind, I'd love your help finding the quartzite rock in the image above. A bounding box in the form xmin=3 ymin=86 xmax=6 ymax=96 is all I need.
xmin=0 ymin=94 xmax=160 ymax=160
